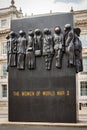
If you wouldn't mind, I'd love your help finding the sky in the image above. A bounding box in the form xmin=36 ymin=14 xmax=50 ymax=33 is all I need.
xmin=0 ymin=0 xmax=87 ymax=16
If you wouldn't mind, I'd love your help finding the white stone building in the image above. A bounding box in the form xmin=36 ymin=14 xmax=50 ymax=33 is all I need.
xmin=74 ymin=9 xmax=87 ymax=121
xmin=0 ymin=0 xmax=23 ymax=115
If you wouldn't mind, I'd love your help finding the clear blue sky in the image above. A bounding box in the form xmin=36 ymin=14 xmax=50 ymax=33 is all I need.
xmin=0 ymin=0 xmax=87 ymax=15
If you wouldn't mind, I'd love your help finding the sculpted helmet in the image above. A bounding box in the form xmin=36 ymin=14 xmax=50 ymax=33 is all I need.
xmin=74 ymin=28 xmax=81 ymax=37
xmin=19 ymin=30 xmax=26 ymax=37
xmin=35 ymin=28 xmax=41 ymax=35
xmin=10 ymin=31 xmax=16 ymax=38
xmin=19 ymin=30 xmax=24 ymax=35
xmin=28 ymin=30 xmax=34 ymax=37
xmin=54 ymin=26 xmax=61 ymax=34
xmin=64 ymin=24 xmax=71 ymax=32
xmin=43 ymin=28 xmax=51 ymax=35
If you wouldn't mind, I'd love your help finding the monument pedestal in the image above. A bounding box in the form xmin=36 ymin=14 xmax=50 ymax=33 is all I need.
xmin=8 ymin=13 xmax=76 ymax=123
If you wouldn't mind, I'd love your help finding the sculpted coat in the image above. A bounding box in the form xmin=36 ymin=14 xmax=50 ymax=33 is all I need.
xmin=26 ymin=30 xmax=35 ymax=69
xmin=17 ymin=30 xmax=26 ymax=70
xmin=8 ymin=31 xmax=17 ymax=67
xmin=64 ymin=24 xmax=75 ymax=67
xmin=74 ymin=28 xmax=83 ymax=73
xmin=43 ymin=28 xmax=54 ymax=70
xmin=53 ymin=26 xmax=63 ymax=68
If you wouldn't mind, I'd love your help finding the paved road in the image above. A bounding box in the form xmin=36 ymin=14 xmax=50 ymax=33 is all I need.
xmin=0 ymin=125 xmax=87 ymax=130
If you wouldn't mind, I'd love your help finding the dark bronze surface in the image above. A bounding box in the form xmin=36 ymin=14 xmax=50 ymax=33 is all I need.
xmin=9 ymin=13 xmax=76 ymax=123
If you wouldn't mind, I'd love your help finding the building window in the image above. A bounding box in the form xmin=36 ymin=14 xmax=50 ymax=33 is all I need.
xmin=2 ymin=85 xmax=7 ymax=98
xmin=80 ymin=82 xmax=87 ymax=96
xmin=80 ymin=34 xmax=87 ymax=47
xmin=1 ymin=19 xmax=7 ymax=28
xmin=2 ymin=43 xmax=7 ymax=54
xmin=2 ymin=63 xmax=7 ymax=76
xmin=83 ymin=57 xmax=87 ymax=72
xmin=79 ymin=103 xmax=87 ymax=110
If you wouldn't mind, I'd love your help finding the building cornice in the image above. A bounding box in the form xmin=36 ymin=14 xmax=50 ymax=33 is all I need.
xmin=0 ymin=29 xmax=10 ymax=35
xmin=0 ymin=7 xmax=10 ymax=11
xmin=75 ymin=20 xmax=87 ymax=26
xmin=0 ymin=5 xmax=23 ymax=18
xmin=74 ymin=9 xmax=87 ymax=15
xmin=0 ymin=7 xmax=18 ymax=16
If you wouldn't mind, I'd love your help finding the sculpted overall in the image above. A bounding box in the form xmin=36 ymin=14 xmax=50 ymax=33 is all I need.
xmin=34 ymin=29 xmax=42 ymax=56
xmin=53 ymin=26 xmax=63 ymax=69
xmin=43 ymin=28 xmax=54 ymax=70
xmin=17 ymin=30 xmax=26 ymax=70
xmin=8 ymin=31 xmax=17 ymax=67
xmin=6 ymin=25 xmax=83 ymax=73
xmin=6 ymin=34 xmax=10 ymax=71
xmin=26 ymin=30 xmax=35 ymax=69
xmin=64 ymin=24 xmax=75 ymax=67
xmin=74 ymin=28 xmax=83 ymax=73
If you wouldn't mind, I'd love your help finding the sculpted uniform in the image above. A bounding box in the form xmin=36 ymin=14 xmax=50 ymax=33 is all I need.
xmin=6 ymin=34 xmax=10 ymax=71
xmin=64 ymin=24 xmax=75 ymax=67
xmin=74 ymin=28 xmax=83 ymax=73
xmin=9 ymin=31 xmax=17 ymax=67
xmin=34 ymin=29 xmax=42 ymax=56
xmin=53 ymin=26 xmax=63 ymax=68
xmin=43 ymin=28 xmax=54 ymax=70
xmin=17 ymin=30 xmax=26 ymax=70
xmin=26 ymin=30 xmax=35 ymax=69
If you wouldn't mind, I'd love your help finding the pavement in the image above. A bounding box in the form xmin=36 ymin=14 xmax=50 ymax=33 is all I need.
xmin=0 ymin=117 xmax=87 ymax=127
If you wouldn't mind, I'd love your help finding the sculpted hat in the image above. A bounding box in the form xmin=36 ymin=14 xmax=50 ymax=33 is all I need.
xmin=35 ymin=28 xmax=41 ymax=35
xmin=43 ymin=28 xmax=50 ymax=34
xmin=64 ymin=24 xmax=71 ymax=28
xmin=19 ymin=30 xmax=24 ymax=34
xmin=10 ymin=31 xmax=16 ymax=37
xmin=54 ymin=26 xmax=61 ymax=33
xmin=28 ymin=30 xmax=34 ymax=36
xmin=64 ymin=24 xmax=71 ymax=31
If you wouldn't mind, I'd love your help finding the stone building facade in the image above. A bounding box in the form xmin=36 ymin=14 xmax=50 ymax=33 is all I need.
xmin=0 ymin=0 xmax=23 ymax=115
xmin=74 ymin=9 xmax=87 ymax=121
